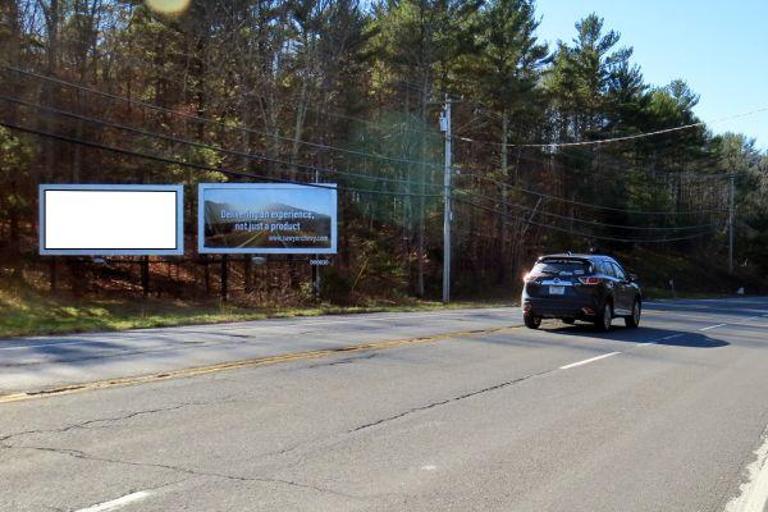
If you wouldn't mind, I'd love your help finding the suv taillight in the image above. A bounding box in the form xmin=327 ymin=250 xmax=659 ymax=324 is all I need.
xmin=578 ymin=276 xmax=601 ymax=285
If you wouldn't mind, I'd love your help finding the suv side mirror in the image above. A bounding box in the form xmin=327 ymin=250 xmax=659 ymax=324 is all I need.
xmin=628 ymin=273 xmax=638 ymax=282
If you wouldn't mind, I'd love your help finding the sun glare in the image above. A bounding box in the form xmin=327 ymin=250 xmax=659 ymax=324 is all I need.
xmin=145 ymin=0 xmax=191 ymax=15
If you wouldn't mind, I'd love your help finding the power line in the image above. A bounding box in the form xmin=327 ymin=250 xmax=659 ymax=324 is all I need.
xmin=3 ymin=98 xmax=722 ymax=232
xmin=453 ymin=169 xmax=729 ymax=215
xmin=453 ymin=196 xmax=719 ymax=244
xmin=456 ymin=133 xmax=731 ymax=181
xmin=2 ymin=74 xmax=734 ymax=235
xmin=7 ymin=67 xmax=731 ymax=218
xmin=452 ymin=188 xmax=723 ymax=232
xmin=5 ymin=66 xmax=444 ymax=170
xmin=454 ymin=105 xmax=768 ymax=149
xmin=0 ymin=94 xmax=444 ymax=192
xmin=0 ymin=121 xmax=443 ymax=199
xmin=0 ymin=120 xmax=723 ymax=241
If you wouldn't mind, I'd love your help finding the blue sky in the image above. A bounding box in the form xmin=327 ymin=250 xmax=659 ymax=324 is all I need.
xmin=534 ymin=0 xmax=768 ymax=150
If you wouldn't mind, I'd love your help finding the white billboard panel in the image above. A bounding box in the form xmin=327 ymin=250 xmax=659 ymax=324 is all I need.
xmin=198 ymin=183 xmax=338 ymax=254
xmin=39 ymin=184 xmax=184 ymax=256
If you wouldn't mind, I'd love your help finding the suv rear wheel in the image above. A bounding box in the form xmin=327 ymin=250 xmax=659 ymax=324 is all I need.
xmin=524 ymin=315 xmax=541 ymax=329
xmin=625 ymin=299 xmax=641 ymax=328
xmin=596 ymin=302 xmax=612 ymax=332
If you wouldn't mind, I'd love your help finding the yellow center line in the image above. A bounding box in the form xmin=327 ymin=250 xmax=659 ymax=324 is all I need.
xmin=0 ymin=324 xmax=520 ymax=404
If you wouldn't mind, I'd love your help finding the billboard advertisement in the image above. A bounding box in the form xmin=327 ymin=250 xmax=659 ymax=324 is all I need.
xmin=39 ymin=184 xmax=184 ymax=256
xmin=198 ymin=183 xmax=338 ymax=254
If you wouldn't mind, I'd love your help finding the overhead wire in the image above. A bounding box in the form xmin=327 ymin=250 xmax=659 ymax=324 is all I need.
xmin=3 ymin=68 xmax=737 ymax=236
xmin=2 ymin=115 xmax=723 ymax=236
xmin=0 ymin=120 xmax=443 ymax=199
xmin=4 ymin=66 xmax=445 ymax=170
xmin=2 ymin=96 xmax=726 ymax=232
xmin=8 ymin=66 xmax=730 ymax=218
xmin=2 ymin=119 xmax=727 ymax=242
xmin=451 ymin=188 xmax=723 ymax=231
xmin=453 ymin=196 xmax=720 ymax=244
xmin=452 ymin=168 xmax=729 ymax=215
xmin=0 ymin=95 xmax=445 ymax=192
xmin=454 ymin=105 xmax=768 ymax=148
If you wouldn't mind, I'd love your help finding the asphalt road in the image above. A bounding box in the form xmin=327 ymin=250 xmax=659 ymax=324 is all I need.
xmin=0 ymin=307 xmax=520 ymax=395
xmin=2 ymin=297 xmax=768 ymax=512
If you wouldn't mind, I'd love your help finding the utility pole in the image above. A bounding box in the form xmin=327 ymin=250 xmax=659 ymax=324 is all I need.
xmin=440 ymin=95 xmax=452 ymax=303
xmin=313 ymin=168 xmax=321 ymax=299
xmin=728 ymin=173 xmax=735 ymax=274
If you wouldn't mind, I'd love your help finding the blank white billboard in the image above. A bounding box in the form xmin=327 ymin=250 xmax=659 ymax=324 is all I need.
xmin=39 ymin=184 xmax=184 ymax=256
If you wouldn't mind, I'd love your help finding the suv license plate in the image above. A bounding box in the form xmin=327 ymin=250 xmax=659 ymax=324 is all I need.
xmin=549 ymin=286 xmax=565 ymax=295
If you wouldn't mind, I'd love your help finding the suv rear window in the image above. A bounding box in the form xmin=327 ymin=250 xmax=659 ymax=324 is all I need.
xmin=533 ymin=259 xmax=592 ymax=276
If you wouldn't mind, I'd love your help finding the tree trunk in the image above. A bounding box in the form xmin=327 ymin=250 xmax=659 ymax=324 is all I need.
xmin=498 ymin=109 xmax=509 ymax=283
xmin=43 ymin=0 xmax=60 ymax=182
xmin=416 ymin=79 xmax=429 ymax=297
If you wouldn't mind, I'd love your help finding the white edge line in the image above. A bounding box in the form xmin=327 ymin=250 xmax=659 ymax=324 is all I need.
xmin=75 ymin=491 xmax=152 ymax=512
xmin=700 ymin=323 xmax=727 ymax=331
xmin=725 ymin=428 xmax=768 ymax=512
xmin=559 ymin=352 xmax=621 ymax=370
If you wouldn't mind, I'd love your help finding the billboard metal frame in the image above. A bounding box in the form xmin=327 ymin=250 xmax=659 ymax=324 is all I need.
xmin=39 ymin=184 xmax=185 ymax=256
xmin=197 ymin=182 xmax=338 ymax=255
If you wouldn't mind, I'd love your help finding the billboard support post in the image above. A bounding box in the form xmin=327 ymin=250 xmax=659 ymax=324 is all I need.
xmin=244 ymin=256 xmax=253 ymax=294
xmin=49 ymin=257 xmax=57 ymax=292
xmin=141 ymin=256 xmax=150 ymax=298
xmin=203 ymin=256 xmax=211 ymax=295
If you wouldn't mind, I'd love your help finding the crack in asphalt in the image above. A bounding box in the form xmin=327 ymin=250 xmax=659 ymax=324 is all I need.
xmin=349 ymin=368 xmax=556 ymax=433
xmin=0 ymin=394 xmax=248 ymax=443
xmin=0 ymin=398 xmax=358 ymax=501
xmin=0 ymin=442 xmax=359 ymax=500
xmin=0 ymin=402 xmax=207 ymax=444
xmin=305 ymin=353 xmax=378 ymax=369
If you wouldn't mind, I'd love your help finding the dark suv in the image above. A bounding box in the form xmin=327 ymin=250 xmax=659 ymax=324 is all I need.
xmin=521 ymin=254 xmax=642 ymax=331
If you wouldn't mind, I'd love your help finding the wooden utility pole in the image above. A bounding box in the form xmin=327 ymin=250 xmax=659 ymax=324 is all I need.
xmin=440 ymin=95 xmax=452 ymax=303
xmin=728 ymin=174 xmax=735 ymax=274
xmin=314 ymin=168 xmax=321 ymax=298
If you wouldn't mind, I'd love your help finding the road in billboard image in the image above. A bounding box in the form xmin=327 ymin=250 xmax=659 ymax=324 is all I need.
xmin=198 ymin=183 xmax=338 ymax=254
